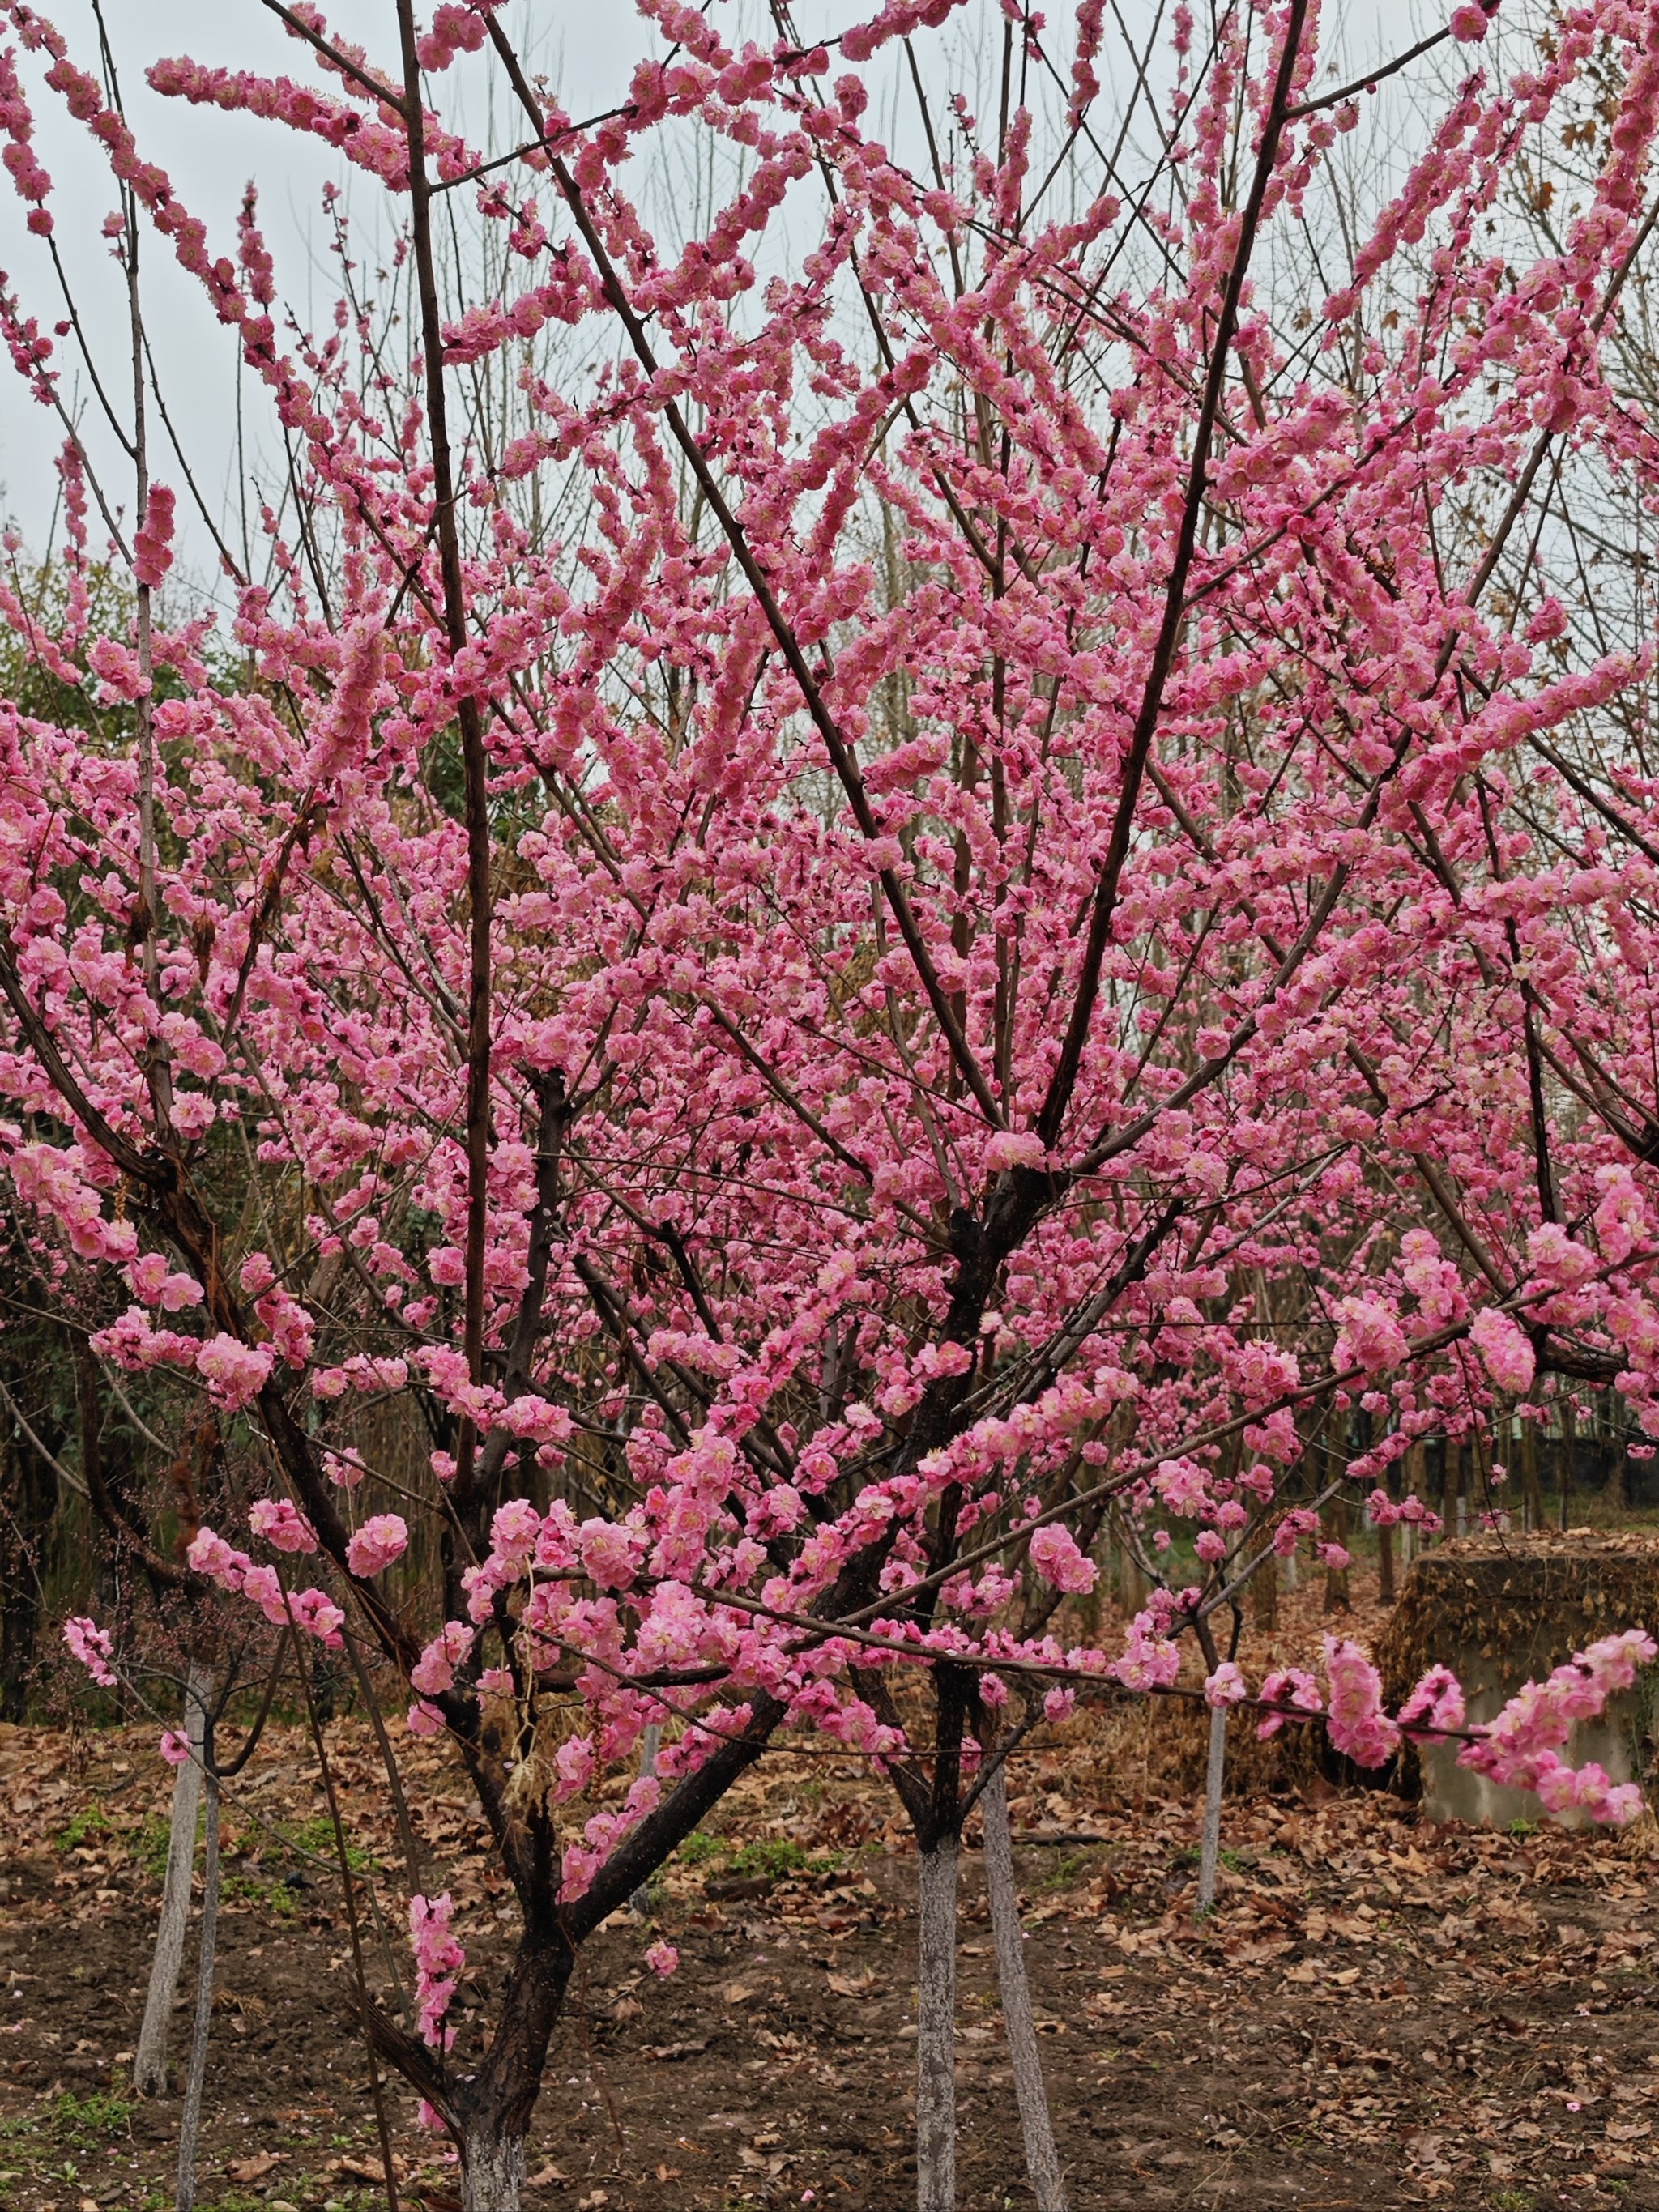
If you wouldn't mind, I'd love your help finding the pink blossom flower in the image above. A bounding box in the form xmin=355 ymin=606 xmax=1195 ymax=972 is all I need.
xmin=1397 ymin=1665 xmax=1465 ymax=1740
xmin=1153 ymin=1456 xmax=1209 ymax=1517
xmin=1110 ymin=1610 xmax=1181 ymax=1692
xmin=1322 ymin=1639 xmax=1400 ymax=1769
xmin=132 ymin=483 xmax=175 ymax=588
xmin=194 ymin=1334 xmax=273 ymax=1411
xmin=186 ymin=1528 xmax=249 ymax=1588
xmin=62 ymin=1615 xmax=117 ymax=1688
xmin=347 ymin=1514 xmax=408 ymax=1578
xmin=645 ymin=1940 xmax=679 ymax=1976
xmin=489 ymin=1498 xmax=541 ymax=1565
xmin=578 ymin=1518 xmax=643 ymax=1591
xmin=247 ymin=1498 xmax=318 ymax=1554
xmin=1334 ymin=1296 xmax=1408 ymax=1376
xmin=412 ymin=1621 xmax=475 ymax=1697
xmin=1028 ymin=1523 xmax=1097 ymax=1594
xmin=288 ymin=1588 xmax=346 ymax=1645
xmin=1258 ymin=1668 xmax=1324 ymax=1740
xmin=1469 ymin=1307 xmax=1536 ymax=1395
xmin=408 ymin=1893 xmax=464 ymax=2048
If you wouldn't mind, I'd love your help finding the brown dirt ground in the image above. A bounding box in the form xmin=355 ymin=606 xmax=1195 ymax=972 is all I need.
xmin=2 ymin=1578 xmax=1657 ymax=2212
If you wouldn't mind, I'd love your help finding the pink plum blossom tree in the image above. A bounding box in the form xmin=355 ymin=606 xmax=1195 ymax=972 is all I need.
xmin=12 ymin=0 xmax=1659 ymax=2204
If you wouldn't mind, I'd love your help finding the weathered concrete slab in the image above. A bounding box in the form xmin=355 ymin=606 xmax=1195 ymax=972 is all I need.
xmin=1374 ymin=1530 xmax=1659 ymax=1828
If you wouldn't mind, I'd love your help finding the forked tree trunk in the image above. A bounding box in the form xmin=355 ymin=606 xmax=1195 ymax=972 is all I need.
xmin=135 ymin=1660 xmax=210 ymax=2097
xmin=980 ymin=1768 xmax=1068 ymax=2212
xmin=461 ymin=2129 xmax=527 ymax=2212
xmin=915 ymin=1831 xmax=958 ymax=2212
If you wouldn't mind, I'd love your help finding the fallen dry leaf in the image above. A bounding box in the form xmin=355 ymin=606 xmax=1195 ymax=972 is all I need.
xmin=227 ymin=2154 xmax=284 ymax=2185
xmin=331 ymin=2159 xmax=394 ymax=2186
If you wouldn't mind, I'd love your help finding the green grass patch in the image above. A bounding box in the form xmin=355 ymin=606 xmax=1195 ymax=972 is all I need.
xmin=673 ymin=1831 xmax=843 ymax=1882
xmin=0 ymin=2090 xmax=135 ymax=2148
xmin=219 ymin=1812 xmax=371 ymax=1911
xmin=53 ymin=1805 xmax=112 ymax=1854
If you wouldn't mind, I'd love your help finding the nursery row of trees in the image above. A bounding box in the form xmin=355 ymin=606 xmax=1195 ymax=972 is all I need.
xmin=6 ymin=0 xmax=1659 ymax=2206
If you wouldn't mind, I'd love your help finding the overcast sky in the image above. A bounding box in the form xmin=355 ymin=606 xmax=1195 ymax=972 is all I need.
xmin=0 ymin=0 xmax=1415 ymax=587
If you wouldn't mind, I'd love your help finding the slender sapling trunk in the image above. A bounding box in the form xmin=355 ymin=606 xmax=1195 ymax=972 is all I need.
xmin=629 ymin=1721 xmax=662 ymax=1916
xmin=980 ymin=1766 xmax=1068 ymax=2212
xmin=134 ymin=1659 xmax=209 ymax=2097
xmin=174 ymin=1753 xmax=220 ymax=2212
xmin=1196 ymin=1703 xmax=1227 ymax=1915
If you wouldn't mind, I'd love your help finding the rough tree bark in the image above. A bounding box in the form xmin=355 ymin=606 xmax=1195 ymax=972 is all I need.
xmin=461 ymin=2134 xmax=527 ymax=2212
xmin=915 ymin=1831 xmax=959 ymax=2212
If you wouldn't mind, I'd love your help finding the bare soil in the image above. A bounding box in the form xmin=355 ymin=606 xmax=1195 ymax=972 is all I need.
xmin=3 ymin=1685 xmax=1659 ymax=2212
xmin=4 ymin=1573 xmax=1657 ymax=2212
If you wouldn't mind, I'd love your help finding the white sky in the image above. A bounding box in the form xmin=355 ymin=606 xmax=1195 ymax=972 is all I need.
xmin=0 ymin=0 xmax=1413 ymax=584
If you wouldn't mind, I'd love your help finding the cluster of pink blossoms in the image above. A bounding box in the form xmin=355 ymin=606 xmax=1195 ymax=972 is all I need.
xmin=409 ymin=1890 xmax=465 ymax=2048
xmin=1457 ymin=1631 xmax=1654 ymax=1822
xmin=62 ymin=1616 xmax=117 ymax=1689
xmin=1221 ymin=1633 xmax=1655 ymax=1827
xmin=184 ymin=1526 xmax=344 ymax=1645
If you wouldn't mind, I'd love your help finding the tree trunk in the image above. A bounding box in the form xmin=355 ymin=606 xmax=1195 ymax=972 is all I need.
xmin=1117 ymin=1543 xmax=1145 ymax=1614
xmin=174 ymin=1758 xmax=220 ymax=2212
xmin=1196 ymin=1703 xmax=1227 ymax=1915
xmin=1454 ymin=1442 xmax=1469 ymax=1540
xmin=1403 ymin=1439 xmax=1425 ymax=1502
xmin=629 ymin=1722 xmax=662 ymax=1916
xmin=1379 ymin=1447 xmax=1402 ymax=1601
xmin=1601 ymin=1396 xmax=1625 ymax=1509
xmin=0 ymin=1430 xmax=57 ymax=1724
xmin=1520 ymin=1417 xmax=1542 ymax=1532
xmin=1253 ymin=1535 xmax=1278 ymax=1630
xmin=1322 ymin=1492 xmax=1350 ymax=1614
xmin=461 ymin=2129 xmax=527 ymax=2212
xmin=1559 ymin=1405 xmax=1575 ymax=1531
xmin=135 ymin=1660 xmax=210 ymax=2097
xmin=980 ymin=1768 xmax=1067 ymax=2212
xmin=915 ymin=1832 xmax=958 ymax=2212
